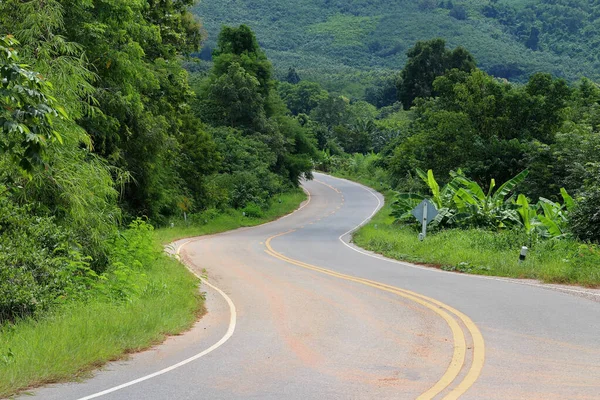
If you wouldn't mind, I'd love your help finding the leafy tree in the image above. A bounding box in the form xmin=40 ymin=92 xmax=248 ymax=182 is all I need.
xmin=365 ymin=75 xmax=399 ymax=108
xmin=389 ymin=68 xmax=571 ymax=193
xmin=570 ymin=175 xmax=600 ymax=243
xmin=279 ymin=81 xmax=328 ymax=115
xmin=201 ymin=62 xmax=267 ymax=129
xmin=46 ymin=0 xmax=218 ymax=220
xmin=449 ymin=5 xmax=467 ymax=20
xmin=310 ymin=95 xmax=350 ymax=128
xmin=196 ymin=25 xmax=316 ymax=195
xmin=286 ymin=67 xmax=301 ymax=84
xmin=397 ymin=39 xmax=476 ymax=109
xmin=213 ymin=25 xmax=273 ymax=98
xmin=0 ymin=36 xmax=67 ymax=172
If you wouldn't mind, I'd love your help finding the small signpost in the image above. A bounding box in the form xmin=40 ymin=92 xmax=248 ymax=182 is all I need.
xmin=411 ymin=199 xmax=438 ymax=241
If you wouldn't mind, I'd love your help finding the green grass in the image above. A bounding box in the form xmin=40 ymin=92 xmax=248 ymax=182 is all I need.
xmin=331 ymin=171 xmax=600 ymax=287
xmin=154 ymin=189 xmax=307 ymax=244
xmin=0 ymin=251 xmax=201 ymax=398
xmin=0 ymin=189 xmax=306 ymax=398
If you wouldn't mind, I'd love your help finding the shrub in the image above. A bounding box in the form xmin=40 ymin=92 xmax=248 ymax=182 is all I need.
xmin=242 ymin=202 xmax=264 ymax=218
xmin=0 ymin=193 xmax=85 ymax=321
xmin=570 ymin=186 xmax=600 ymax=243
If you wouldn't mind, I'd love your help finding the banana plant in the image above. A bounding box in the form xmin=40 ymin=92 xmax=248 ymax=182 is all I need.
xmin=392 ymin=169 xmax=461 ymax=226
xmin=516 ymin=194 xmax=539 ymax=236
xmin=535 ymin=188 xmax=574 ymax=238
xmin=451 ymin=170 xmax=528 ymax=228
xmin=393 ymin=169 xmax=530 ymax=229
xmin=515 ymin=188 xmax=574 ymax=239
xmin=392 ymin=169 xmax=575 ymax=238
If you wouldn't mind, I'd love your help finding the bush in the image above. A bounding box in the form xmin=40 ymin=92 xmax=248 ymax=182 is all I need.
xmin=0 ymin=193 xmax=88 ymax=322
xmin=242 ymin=202 xmax=264 ymax=218
xmin=102 ymin=219 xmax=155 ymax=301
xmin=570 ymin=187 xmax=600 ymax=243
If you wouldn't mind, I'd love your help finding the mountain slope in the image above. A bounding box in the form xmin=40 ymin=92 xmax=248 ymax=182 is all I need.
xmin=194 ymin=0 xmax=600 ymax=96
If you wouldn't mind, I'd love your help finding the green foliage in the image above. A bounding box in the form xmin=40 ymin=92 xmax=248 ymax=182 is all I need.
xmin=398 ymin=38 xmax=476 ymax=109
xmin=0 ymin=236 xmax=201 ymax=399
xmin=391 ymin=168 xmax=574 ymax=238
xmin=0 ymin=188 xmax=92 ymax=321
xmin=389 ymin=69 xmax=572 ymax=191
xmin=196 ymin=25 xmax=317 ymax=205
xmin=279 ymin=81 xmax=328 ymax=115
xmin=352 ymin=188 xmax=600 ymax=286
xmin=0 ymin=36 xmax=67 ymax=172
xmin=241 ymin=202 xmax=264 ymax=218
xmin=194 ymin=0 xmax=600 ymax=97
xmin=308 ymin=14 xmax=379 ymax=48
xmin=569 ymin=172 xmax=600 ymax=243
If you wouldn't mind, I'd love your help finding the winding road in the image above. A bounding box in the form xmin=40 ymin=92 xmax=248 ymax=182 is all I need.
xmin=27 ymin=173 xmax=600 ymax=399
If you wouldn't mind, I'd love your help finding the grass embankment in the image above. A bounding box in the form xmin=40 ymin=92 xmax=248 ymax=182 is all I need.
xmin=0 ymin=189 xmax=306 ymax=398
xmin=332 ymin=172 xmax=600 ymax=287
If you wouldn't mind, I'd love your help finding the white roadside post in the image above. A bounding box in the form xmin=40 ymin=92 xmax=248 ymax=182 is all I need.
xmin=420 ymin=201 xmax=428 ymax=241
xmin=519 ymin=246 xmax=528 ymax=262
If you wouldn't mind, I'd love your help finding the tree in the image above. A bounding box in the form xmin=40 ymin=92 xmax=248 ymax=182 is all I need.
xmin=279 ymin=81 xmax=328 ymax=115
xmin=0 ymin=36 xmax=66 ymax=172
xmin=449 ymin=5 xmax=468 ymax=20
xmin=201 ymin=62 xmax=267 ymax=129
xmin=525 ymin=27 xmax=540 ymax=51
xmin=213 ymin=25 xmax=273 ymax=98
xmin=397 ymin=39 xmax=476 ymax=109
xmin=389 ymin=68 xmax=572 ymax=196
xmin=286 ymin=67 xmax=301 ymax=84
xmin=196 ymin=25 xmax=316 ymax=194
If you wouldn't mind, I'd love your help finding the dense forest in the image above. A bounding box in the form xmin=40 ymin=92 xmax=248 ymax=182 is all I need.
xmin=1 ymin=0 xmax=599 ymax=339
xmin=195 ymin=0 xmax=600 ymax=96
xmin=276 ymin=38 xmax=599 ymax=247
xmin=0 ymin=1 xmax=315 ymax=323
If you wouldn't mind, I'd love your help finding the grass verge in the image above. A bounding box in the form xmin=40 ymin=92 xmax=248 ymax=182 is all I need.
xmin=154 ymin=189 xmax=307 ymax=244
xmin=0 ymin=251 xmax=200 ymax=398
xmin=331 ymin=172 xmax=600 ymax=287
xmin=0 ymin=189 xmax=306 ymax=398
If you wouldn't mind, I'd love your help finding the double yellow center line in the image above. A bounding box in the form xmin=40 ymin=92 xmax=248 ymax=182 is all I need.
xmin=265 ymin=231 xmax=484 ymax=399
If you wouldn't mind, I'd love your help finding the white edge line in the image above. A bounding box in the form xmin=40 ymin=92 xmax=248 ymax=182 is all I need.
xmin=75 ymin=242 xmax=237 ymax=400
xmin=319 ymin=173 xmax=600 ymax=299
xmin=75 ymin=185 xmax=314 ymax=399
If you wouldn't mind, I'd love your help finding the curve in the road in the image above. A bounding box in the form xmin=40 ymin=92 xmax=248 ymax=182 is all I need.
xmin=332 ymin=175 xmax=600 ymax=301
xmin=312 ymin=177 xmax=487 ymax=398
xmin=72 ymin=245 xmax=238 ymax=400
xmin=70 ymin=187 xmax=319 ymax=400
xmin=265 ymin=228 xmax=485 ymax=399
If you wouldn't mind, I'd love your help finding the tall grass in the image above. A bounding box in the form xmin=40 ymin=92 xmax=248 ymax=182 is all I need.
xmin=354 ymin=190 xmax=600 ymax=287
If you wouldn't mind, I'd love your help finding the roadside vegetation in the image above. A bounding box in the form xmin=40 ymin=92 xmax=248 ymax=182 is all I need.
xmin=0 ymin=2 xmax=313 ymax=397
xmin=326 ymin=154 xmax=600 ymax=287
xmin=2 ymin=0 xmax=600 ymax=395
xmin=0 ymin=189 xmax=305 ymax=399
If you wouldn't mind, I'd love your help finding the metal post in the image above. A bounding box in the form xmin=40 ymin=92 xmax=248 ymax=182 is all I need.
xmin=419 ymin=202 xmax=428 ymax=241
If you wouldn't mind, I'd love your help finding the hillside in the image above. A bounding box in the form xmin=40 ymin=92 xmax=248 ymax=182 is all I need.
xmin=194 ymin=0 xmax=600 ymax=96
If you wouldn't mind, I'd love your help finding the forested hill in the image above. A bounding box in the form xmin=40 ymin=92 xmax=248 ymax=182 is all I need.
xmin=194 ymin=0 xmax=600 ymax=96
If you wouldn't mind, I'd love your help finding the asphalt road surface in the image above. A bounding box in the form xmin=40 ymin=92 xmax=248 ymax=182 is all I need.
xmin=27 ymin=173 xmax=600 ymax=400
